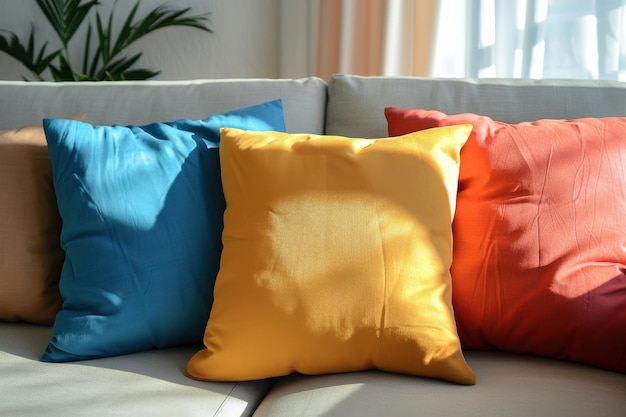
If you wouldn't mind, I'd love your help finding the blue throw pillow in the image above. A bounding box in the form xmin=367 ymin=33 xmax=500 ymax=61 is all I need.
xmin=42 ymin=100 xmax=285 ymax=362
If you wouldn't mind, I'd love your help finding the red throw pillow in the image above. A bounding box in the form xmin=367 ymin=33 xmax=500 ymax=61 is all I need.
xmin=385 ymin=107 xmax=626 ymax=373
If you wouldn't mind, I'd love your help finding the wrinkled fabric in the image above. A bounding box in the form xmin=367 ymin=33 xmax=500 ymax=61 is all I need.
xmin=386 ymin=107 xmax=626 ymax=373
xmin=42 ymin=100 xmax=285 ymax=362
xmin=187 ymin=126 xmax=476 ymax=385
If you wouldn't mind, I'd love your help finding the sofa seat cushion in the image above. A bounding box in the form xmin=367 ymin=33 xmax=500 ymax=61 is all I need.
xmin=252 ymin=351 xmax=626 ymax=417
xmin=0 ymin=323 xmax=274 ymax=417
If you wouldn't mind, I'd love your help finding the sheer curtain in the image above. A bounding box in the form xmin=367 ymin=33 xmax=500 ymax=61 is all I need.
xmin=278 ymin=0 xmax=438 ymax=80
xmin=434 ymin=0 xmax=626 ymax=80
xmin=279 ymin=0 xmax=626 ymax=81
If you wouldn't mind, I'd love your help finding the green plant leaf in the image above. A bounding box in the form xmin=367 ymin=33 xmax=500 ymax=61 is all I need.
xmin=116 ymin=69 xmax=160 ymax=80
xmin=93 ymin=10 xmax=110 ymax=63
xmin=81 ymin=24 xmax=92 ymax=75
xmin=87 ymin=43 xmax=102 ymax=77
xmin=103 ymin=53 xmax=142 ymax=75
xmin=115 ymin=2 xmax=140 ymax=56
xmin=2 ymin=0 xmax=212 ymax=81
xmin=0 ymin=28 xmax=60 ymax=80
xmin=48 ymin=65 xmax=63 ymax=82
xmin=49 ymin=53 xmax=77 ymax=81
xmin=36 ymin=0 xmax=99 ymax=46
xmin=64 ymin=0 xmax=100 ymax=46
xmin=92 ymin=54 xmax=138 ymax=80
xmin=108 ymin=2 xmax=211 ymax=61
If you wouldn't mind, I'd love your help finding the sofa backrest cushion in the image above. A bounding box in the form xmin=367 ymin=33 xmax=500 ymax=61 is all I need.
xmin=325 ymin=74 xmax=626 ymax=138
xmin=0 ymin=77 xmax=327 ymax=135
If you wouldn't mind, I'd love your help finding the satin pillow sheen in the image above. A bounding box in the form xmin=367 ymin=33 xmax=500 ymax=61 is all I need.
xmin=0 ymin=115 xmax=85 ymax=325
xmin=385 ymin=106 xmax=626 ymax=372
xmin=42 ymin=100 xmax=285 ymax=362
xmin=186 ymin=125 xmax=476 ymax=386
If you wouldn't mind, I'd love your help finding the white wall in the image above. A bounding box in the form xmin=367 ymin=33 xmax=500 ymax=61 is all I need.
xmin=0 ymin=0 xmax=281 ymax=80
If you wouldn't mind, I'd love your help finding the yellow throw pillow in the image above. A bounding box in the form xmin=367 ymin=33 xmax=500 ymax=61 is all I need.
xmin=186 ymin=125 xmax=476 ymax=385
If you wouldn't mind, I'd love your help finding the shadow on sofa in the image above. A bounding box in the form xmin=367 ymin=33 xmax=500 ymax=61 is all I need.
xmin=252 ymin=351 xmax=626 ymax=417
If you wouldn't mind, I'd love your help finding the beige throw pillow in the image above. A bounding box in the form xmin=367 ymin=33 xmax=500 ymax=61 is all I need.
xmin=0 ymin=115 xmax=85 ymax=324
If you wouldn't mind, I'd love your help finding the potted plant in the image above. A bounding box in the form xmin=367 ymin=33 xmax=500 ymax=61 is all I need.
xmin=0 ymin=0 xmax=212 ymax=81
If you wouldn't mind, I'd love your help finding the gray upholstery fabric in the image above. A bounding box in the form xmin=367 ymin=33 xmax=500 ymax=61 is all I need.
xmin=253 ymin=351 xmax=626 ymax=417
xmin=0 ymin=77 xmax=330 ymax=417
xmin=0 ymin=323 xmax=275 ymax=417
xmin=2 ymin=75 xmax=626 ymax=416
xmin=0 ymin=77 xmax=327 ymax=134
xmin=326 ymin=74 xmax=626 ymax=138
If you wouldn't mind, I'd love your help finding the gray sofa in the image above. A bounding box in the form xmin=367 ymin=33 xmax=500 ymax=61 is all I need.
xmin=1 ymin=75 xmax=625 ymax=417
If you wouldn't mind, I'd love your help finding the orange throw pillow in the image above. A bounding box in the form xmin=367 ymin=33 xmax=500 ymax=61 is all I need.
xmin=386 ymin=107 xmax=626 ymax=373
